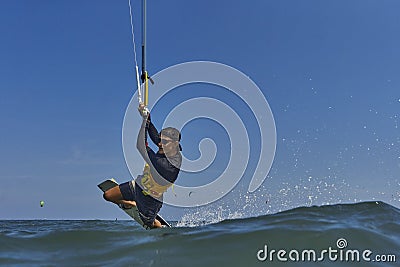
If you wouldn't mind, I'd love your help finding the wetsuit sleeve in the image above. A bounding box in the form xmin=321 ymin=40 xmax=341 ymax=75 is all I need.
xmin=146 ymin=115 xmax=161 ymax=145
xmin=137 ymin=116 xmax=153 ymax=165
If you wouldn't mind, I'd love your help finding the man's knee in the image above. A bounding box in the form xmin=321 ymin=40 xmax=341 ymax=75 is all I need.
xmin=103 ymin=186 xmax=122 ymax=203
xmin=103 ymin=190 xmax=113 ymax=202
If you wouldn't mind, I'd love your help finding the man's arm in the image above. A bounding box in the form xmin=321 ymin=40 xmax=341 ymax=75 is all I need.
xmin=137 ymin=115 xmax=174 ymax=186
xmin=146 ymin=115 xmax=161 ymax=145
xmin=137 ymin=115 xmax=153 ymax=164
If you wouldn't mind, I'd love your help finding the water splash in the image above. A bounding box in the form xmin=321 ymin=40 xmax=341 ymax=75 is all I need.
xmin=176 ymin=206 xmax=244 ymax=227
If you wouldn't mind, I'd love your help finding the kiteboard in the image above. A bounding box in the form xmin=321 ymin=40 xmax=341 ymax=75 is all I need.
xmin=98 ymin=179 xmax=171 ymax=228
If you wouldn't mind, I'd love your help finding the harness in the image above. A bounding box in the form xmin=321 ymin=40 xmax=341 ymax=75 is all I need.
xmin=140 ymin=164 xmax=172 ymax=198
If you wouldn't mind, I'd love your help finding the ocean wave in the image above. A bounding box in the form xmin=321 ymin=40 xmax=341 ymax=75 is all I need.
xmin=1 ymin=201 xmax=399 ymax=267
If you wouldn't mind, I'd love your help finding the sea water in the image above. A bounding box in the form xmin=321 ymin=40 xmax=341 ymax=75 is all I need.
xmin=1 ymin=201 xmax=399 ymax=267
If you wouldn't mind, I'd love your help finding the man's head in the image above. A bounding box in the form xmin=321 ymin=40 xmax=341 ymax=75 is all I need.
xmin=159 ymin=127 xmax=182 ymax=154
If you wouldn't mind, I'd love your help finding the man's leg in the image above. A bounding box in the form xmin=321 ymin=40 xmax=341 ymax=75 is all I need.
xmin=153 ymin=219 xmax=162 ymax=228
xmin=103 ymin=185 xmax=136 ymax=208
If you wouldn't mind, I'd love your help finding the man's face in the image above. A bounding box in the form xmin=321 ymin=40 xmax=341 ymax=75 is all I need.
xmin=159 ymin=135 xmax=177 ymax=153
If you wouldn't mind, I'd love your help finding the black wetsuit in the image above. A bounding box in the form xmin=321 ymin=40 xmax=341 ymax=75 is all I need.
xmin=119 ymin=115 xmax=181 ymax=228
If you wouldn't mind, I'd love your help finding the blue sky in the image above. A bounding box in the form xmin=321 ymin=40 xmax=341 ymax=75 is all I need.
xmin=0 ymin=0 xmax=399 ymax=220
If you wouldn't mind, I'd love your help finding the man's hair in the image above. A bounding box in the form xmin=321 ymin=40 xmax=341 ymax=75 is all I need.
xmin=160 ymin=127 xmax=181 ymax=141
